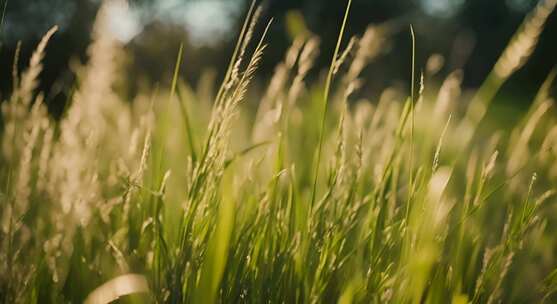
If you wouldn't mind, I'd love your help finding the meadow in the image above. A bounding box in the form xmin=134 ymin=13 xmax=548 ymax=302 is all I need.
xmin=2 ymin=0 xmax=557 ymax=303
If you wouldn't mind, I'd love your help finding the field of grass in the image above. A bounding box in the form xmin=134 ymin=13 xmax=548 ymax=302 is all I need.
xmin=2 ymin=0 xmax=557 ymax=303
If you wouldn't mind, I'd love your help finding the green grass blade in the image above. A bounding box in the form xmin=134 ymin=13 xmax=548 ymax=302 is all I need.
xmin=311 ymin=0 xmax=352 ymax=207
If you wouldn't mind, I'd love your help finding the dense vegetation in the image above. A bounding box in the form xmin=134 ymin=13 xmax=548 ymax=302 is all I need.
xmin=1 ymin=0 xmax=557 ymax=303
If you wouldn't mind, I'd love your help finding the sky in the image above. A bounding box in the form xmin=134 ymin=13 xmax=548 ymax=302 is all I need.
xmin=108 ymin=0 xmax=241 ymax=45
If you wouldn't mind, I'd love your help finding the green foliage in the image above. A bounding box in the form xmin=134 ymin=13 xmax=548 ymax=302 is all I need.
xmin=1 ymin=0 xmax=557 ymax=303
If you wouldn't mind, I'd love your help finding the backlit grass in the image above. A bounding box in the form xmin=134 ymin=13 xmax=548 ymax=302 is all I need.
xmin=1 ymin=0 xmax=557 ymax=303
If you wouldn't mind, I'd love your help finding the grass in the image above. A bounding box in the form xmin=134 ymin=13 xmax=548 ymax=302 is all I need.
xmin=1 ymin=0 xmax=557 ymax=303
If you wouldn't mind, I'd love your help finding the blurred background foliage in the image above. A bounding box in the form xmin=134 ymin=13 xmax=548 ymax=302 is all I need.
xmin=0 ymin=0 xmax=556 ymax=118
